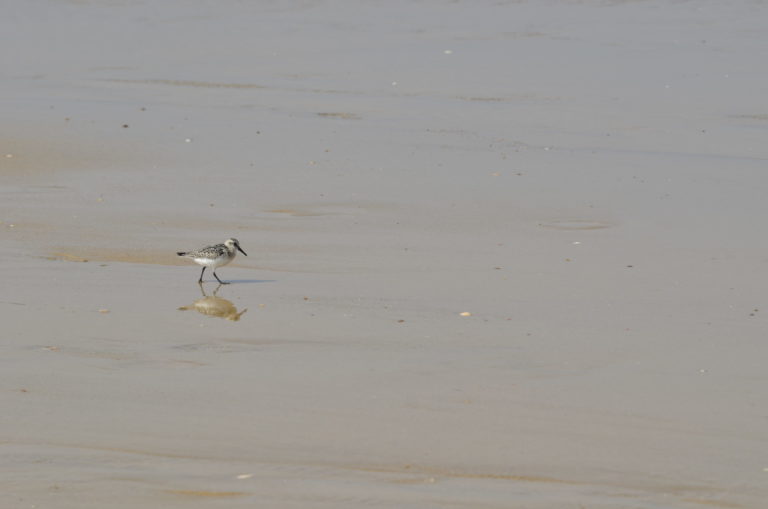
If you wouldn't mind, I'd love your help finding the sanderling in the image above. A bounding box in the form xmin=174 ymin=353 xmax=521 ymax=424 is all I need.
xmin=177 ymin=238 xmax=247 ymax=284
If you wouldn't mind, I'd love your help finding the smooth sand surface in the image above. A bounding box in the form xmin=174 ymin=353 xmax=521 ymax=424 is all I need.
xmin=2 ymin=1 xmax=768 ymax=507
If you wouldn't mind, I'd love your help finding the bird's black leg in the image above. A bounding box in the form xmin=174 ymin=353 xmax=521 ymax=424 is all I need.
xmin=213 ymin=271 xmax=229 ymax=285
xmin=199 ymin=266 xmax=206 ymax=283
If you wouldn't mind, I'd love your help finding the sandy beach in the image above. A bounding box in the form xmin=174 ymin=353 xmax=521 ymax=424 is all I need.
xmin=2 ymin=1 xmax=768 ymax=507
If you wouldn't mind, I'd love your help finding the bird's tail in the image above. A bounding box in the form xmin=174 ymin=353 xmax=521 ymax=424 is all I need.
xmin=177 ymin=252 xmax=187 ymax=256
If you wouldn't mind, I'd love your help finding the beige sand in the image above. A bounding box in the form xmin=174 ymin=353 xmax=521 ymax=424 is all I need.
xmin=2 ymin=1 xmax=767 ymax=507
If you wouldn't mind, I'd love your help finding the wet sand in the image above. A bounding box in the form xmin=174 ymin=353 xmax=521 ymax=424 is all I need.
xmin=2 ymin=1 xmax=768 ymax=507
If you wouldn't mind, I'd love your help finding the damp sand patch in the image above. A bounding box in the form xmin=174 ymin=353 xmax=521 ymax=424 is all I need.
xmin=48 ymin=248 xmax=188 ymax=266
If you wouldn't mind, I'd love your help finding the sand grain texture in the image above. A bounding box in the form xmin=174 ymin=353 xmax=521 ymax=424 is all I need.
xmin=2 ymin=1 xmax=767 ymax=508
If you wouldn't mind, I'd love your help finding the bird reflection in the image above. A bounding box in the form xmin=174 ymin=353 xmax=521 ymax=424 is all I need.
xmin=178 ymin=284 xmax=247 ymax=321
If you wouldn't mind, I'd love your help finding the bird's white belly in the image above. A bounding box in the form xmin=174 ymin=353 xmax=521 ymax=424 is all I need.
xmin=194 ymin=256 xmax=230 ymax=268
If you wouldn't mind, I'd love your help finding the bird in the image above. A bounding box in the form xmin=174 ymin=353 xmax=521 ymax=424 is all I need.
xmin=177 ymin=238 xmax=247 ymax=284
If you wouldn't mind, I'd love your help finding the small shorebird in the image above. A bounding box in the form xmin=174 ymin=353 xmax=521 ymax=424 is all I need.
xmin=177 ymin=238 xmax=247 ymax=284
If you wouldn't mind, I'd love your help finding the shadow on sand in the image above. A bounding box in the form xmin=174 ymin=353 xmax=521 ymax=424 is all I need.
xmin=208 ymin=279 xmax=277 ymax=284
xmin=178 ymin=283 xmax=255 ymax=321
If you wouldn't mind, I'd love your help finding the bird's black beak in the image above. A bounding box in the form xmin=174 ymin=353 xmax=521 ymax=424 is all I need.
xmin=237 ymin=245 xmax=247 ymax=256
